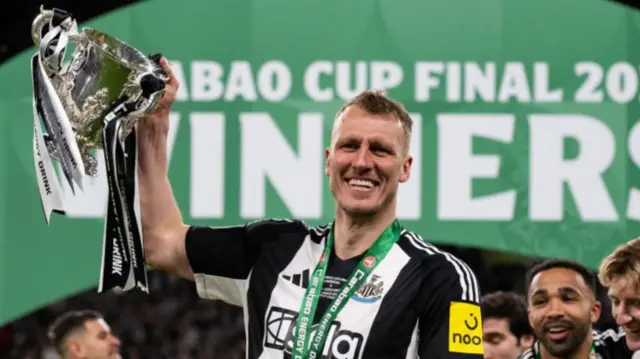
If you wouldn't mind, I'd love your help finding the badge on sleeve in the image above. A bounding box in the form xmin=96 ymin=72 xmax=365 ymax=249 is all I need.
xmin=448 ymin=301 xmax=484 ymax=354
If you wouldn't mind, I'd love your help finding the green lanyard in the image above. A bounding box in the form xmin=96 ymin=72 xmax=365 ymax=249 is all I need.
xmin=290 ymin=220 xmax=402 ymax=359
xmin=536 ymin=345 xmax=596 ymax=359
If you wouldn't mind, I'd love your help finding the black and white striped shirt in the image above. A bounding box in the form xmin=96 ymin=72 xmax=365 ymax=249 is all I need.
xmin=518 ymin=328 xmax=632 ymax=359
xmin=185 ymin=219 xmax=483 ymax=358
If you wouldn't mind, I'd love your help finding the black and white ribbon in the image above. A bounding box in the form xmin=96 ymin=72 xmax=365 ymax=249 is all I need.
xmin=98 ymin=99 xmax=148 ymax=293
xmin=98 ymin=68 xmax=165 ymax=293
xmin=31 ymin=9 xmax=85 ymax=222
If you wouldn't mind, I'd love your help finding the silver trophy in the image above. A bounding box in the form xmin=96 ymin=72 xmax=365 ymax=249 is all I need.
xmin=31 ymin=6 xmax=167 ymax=179
xmin=30 ymin=6 xmax=166 ymax=293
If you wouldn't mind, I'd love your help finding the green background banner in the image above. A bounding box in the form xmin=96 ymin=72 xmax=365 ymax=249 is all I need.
xmin=1 ymin=0 xmax=640 ymax=325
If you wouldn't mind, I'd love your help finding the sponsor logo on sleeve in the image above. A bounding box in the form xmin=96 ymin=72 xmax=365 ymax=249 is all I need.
xmin=449 ymin=301 xmax=483 ymax=355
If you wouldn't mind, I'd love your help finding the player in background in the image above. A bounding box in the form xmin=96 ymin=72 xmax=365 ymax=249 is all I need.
xmin=519 ymin=259 xmax=631 ymax=359
xmin=598 ymin=237 xmax=640 ymax=351
xmin=481 ymin=291 xmax=534 ymax=359
xmin=47 ymin=309 xmax=121 ymax=359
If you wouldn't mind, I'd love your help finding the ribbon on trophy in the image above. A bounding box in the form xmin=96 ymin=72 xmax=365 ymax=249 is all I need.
xmin=100 ymin=97 xmax=150 ymax=293
xmin=30 ymin=7 xmax=167 ymax=294
xmin=30 ymin=8 xmax=84 ymax=221
xmin=97 ymin=65 xmax=165 ymax=293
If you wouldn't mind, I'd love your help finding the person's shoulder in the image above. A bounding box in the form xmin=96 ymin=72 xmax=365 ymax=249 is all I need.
xmin=518 ymin=341 xmax=542 ymax=359
xmin=517 ymin=349 xmax=536 ymax=359
xmin=593 ymin=327 xmax=626 ymax=343
xmin=396 ymin=229 xmax=472 ymax=272
xmin=398 ymin=229 xmax=480 ymax=301
xmin=593 ymin=327 xmax=629 ymax=352
xmin=245 ymin=218 xmax=311 ymax=237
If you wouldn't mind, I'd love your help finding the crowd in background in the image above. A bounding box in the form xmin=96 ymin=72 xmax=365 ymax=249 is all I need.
xmin=2 ymin=273 xmax=245 ymax=359
xmin=0 ymin=245 xmax=617 ymax=358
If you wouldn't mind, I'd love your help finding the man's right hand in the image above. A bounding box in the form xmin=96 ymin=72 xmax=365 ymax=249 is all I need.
xmin=139 ymin=56 xmax=179 ymax=133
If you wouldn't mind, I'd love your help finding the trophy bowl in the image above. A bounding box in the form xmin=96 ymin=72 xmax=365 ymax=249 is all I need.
xmin=31 ymin=7 xmax=168 ymax=176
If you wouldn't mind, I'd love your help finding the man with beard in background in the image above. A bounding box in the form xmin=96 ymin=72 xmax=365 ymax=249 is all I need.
xmin=519 ymin=259 xmax=631 ymax=359
xmin=48 ymin=310 xmax=121 ymax=359
xmin=599 ymin=237 xmax=640 ymax=352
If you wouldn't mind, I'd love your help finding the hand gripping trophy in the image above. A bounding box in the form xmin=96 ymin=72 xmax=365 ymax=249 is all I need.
xmin=29 ymin=7 xmax=168 ymax=293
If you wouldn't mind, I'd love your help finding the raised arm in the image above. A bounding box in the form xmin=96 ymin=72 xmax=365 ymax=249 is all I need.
xmin=136 ymin=57 xmax=309 ymax=306
xmin=137 ymin=56 xmax=192 ymax=280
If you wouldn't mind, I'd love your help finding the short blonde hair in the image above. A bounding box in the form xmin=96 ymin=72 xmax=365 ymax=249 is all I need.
xmin=333 ymin=90 xmax=413 ymax=153
xmin=598 ymin=237 xmax=640 ymax=288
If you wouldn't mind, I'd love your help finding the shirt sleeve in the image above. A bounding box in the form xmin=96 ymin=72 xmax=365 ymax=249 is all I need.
xmin=417 ymin=254 xmax=484 ymax=358
xmin=184 ymin=219 xmax=307 ymax=306
xmin=593 ymin=327 xmax=633 ymax=358
xmin=517 ymin=349 xmax=536 ymax=359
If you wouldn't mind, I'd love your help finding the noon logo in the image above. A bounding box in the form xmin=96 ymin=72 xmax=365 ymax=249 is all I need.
xmin=448 ymin=301 xmax=483 ymax=355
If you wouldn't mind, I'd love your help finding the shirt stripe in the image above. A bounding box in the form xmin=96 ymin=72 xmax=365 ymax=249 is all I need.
xmin=404 ymin=231 xmax=480 ymax=303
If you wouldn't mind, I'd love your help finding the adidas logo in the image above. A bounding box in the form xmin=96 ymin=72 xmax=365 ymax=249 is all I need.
xmin=282 ymin=269 xmax=310 ymax=288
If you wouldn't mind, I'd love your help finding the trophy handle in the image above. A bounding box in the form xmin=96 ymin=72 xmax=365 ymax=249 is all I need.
xmin=31 ymin=7 xmax=53 ymax=47
xmin=31 ymin=6 xmax=76 ymax=47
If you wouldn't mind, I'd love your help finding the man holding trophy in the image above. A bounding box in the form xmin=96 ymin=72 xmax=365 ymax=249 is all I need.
xmin=31 ymin=7 xmax=483 ymax=358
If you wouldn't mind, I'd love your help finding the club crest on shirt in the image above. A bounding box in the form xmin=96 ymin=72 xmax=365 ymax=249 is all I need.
xmin=353 ymin=274 xmax=384 ymax=303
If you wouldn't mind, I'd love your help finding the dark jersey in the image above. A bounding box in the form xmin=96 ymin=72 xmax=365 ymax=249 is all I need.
xmin=518 ymin=328 xmax=632 ymax=359
xmin=185 ymin=219 xmax=483 ymax=358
